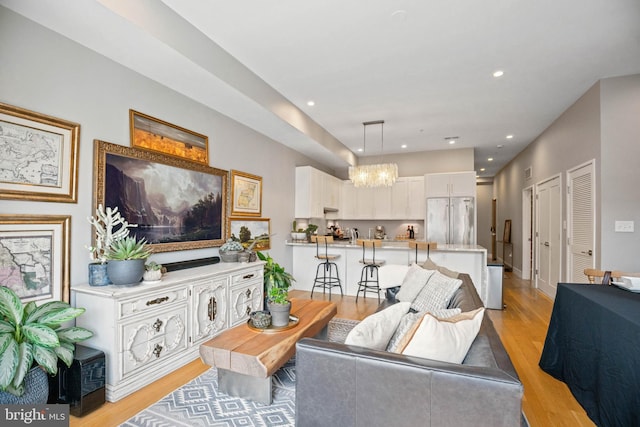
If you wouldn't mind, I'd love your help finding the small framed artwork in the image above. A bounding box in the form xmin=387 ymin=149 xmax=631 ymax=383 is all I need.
xmin=129 ymin=109 xmax=209 ymax=165
xmin=0 ymin=214 xmax=71 ymax=303
xmin=94 ymin=140 xmax=227 ymax=253
xmin=230 ymin=170 xmax=262 ymax=217
xmin=0 ymin=102 xmax=80 ymax=203
xmin=228 ymin=217 xmax=271 ymax=250
xmin=503 ymin=219 xmax=512 ymax=244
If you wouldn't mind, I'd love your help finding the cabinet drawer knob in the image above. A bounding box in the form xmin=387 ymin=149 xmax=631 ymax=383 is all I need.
xmin=152 ymin=318 xmax=163 ymax=332
xmin=242 ymin=273 xmax=255 ymax=280
xmin=146 ymin=296 xmax=169 ymax=306
xmin=245 ymin=289 xmax=252 ymax=298
xmin=153 ymin=344 xmax=163 ymax=358
xmin=246 ymin=305 xmax=251 ymax=315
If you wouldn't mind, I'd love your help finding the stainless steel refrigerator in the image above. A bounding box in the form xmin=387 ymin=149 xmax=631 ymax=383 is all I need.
xmin=426 ymin=197 xmax=475 ymax=245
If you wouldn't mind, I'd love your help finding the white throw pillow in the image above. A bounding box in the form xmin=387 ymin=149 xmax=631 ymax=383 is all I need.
xmin=400 ymin=308 xmax=485 ymax=364
xmin=344 ymin=302 xmax=411 ymax=350
xmin=378 ymin=264 xmax=411 ymax=289
xmin=386 ymin=308 xmax=462 ymax=352
xmin=396 ymin=264 xmax=435 ymax=303
xmin=410 ymin=270 xmax=462 ymax=312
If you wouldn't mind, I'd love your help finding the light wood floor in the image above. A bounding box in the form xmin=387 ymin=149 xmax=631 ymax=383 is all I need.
xmin=71 ymin=274 xmax=594 ymax=426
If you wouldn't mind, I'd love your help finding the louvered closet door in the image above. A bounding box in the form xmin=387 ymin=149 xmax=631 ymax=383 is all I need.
xmin=567 ymin=161 xmax=595 ymax=283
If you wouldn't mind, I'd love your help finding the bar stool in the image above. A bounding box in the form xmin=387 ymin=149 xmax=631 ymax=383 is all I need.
xmin=356 ymin=239 xmax=385 ymax=303
xmin=311 ymin=236 xmax=343 ymax=300
xmin=408 ymin=241 xmax=436 ymax=264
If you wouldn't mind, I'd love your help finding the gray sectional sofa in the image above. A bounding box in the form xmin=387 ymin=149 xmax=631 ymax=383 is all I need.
xmin=295 ymin=273 xmax=527 ymax=427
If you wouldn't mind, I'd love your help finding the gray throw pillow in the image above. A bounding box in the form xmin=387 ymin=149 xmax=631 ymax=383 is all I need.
xmin=396 ymin=264 xmax=435 ymax=303
xmin=410 ymin=270 xmax=462 ymax=313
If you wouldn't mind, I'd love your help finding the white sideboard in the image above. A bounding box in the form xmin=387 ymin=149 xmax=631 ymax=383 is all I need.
xmin=72 ymin=261 xmax=264 ymax=402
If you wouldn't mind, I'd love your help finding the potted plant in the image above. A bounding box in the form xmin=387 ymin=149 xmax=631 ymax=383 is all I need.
xmin=291 ymin=220 xmax=306 ymax=241
xmin=305 ymin=223 xmax=318 ymax=242
xmin=219 ymin=238 xmax=244 ymax=262
xmin=143 ymin=261 xmax=163 ymax=282
xmin=257 ymin=251 xmax=295 ymax=327
xmin=105 ymin=235 xmax=152 ymax=285
xmin=87 ymin=204 xmax=138 ymax=286
xmin=0 ymin=286 xmax=93 ymax=404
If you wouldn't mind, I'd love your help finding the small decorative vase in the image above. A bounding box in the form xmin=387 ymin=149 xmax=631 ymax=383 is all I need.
xmin=0 ymin=367 xmax=48 ymax=404
xmin=88 ymin=263 xmax=111 ymax=286
xmin=107 ymin=259 xmax=146 ymax=285
xmin=143 ymin=269 xmax=162 ymax=282
xmin=220 ymin=250 xmax=241 ymax=262
xmin=267 ymin=301 xmax=292 ymax=327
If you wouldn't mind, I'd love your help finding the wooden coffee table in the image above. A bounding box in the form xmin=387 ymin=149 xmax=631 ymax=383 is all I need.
xmin=199 ymin=298 xmax=337 ymax=404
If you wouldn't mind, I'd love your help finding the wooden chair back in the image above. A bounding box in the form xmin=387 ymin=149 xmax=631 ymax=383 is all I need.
xmin=583 ymin=269 xmax=622 ymax=285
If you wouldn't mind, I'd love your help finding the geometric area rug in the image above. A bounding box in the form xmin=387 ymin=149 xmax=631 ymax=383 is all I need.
xmin=119 ymin=358 xmax=296 ymax=427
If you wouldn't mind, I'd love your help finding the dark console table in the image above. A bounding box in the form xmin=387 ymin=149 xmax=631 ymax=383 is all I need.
xmin=539 ymin=283 xmax=640 ymax=426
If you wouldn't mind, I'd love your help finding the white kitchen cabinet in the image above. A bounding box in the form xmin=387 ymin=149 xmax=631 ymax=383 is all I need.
xmin=73 ymin=261 xmax=264 ymax=402
xmin=373 ymin=185 xmax=392 ymax=219
xmin=295 ymin=166 xmax=324 ymax=218
xmin=425 ymin=172 xmax=476 ymax=198
xmin=341 ymin=181 xmax=357 ymax=219
xmin=390 ymin=177 xmax=424 ymax=220
xmin=295 ymin=166 xmax=342 ymax=218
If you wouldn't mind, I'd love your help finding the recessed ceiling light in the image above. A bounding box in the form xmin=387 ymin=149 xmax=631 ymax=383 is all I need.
xmin=307 ymin=100 xmax=315 ymax=106
xmin=506 ymin=134 xmax=514 ymax=139
xmin=444 ymin=136 xmax=459 ymax=145
xmin=357 ymin=148 xmax=363 ymax=152
xmin=480 ymin=168 xmax=486 ymax=172
xmin=497 ymin=144 xmax=504 ymax=148
xmin=493 ymin=70 xmax=504 ymax=78
xmin=488 ymin=157 xmax=494 ymax=161
xmin=401 ymin=144 xmax=407 ymax=149
xmin=448 ymin=140 xmax=456 ymax=145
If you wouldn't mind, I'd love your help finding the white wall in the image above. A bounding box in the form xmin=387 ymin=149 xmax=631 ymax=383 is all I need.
xmin=494 ymin=74 xmax=640 ymax=279
xmin=0 ymin=8 xmax=326 ymax=286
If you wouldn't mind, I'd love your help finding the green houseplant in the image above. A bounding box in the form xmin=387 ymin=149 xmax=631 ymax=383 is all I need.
xmin=257 ymin=251 xmax=295 ymax=327
xmin=0 ymin=286 xmax=93 ymax=402
xmin=87 ymin=204 xmax=139 ymax=286
xmin=106 ymin=236 xmax=152 ymax=285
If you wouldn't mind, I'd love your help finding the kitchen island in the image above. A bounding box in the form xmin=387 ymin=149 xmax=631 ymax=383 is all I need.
xmin=287 ymin=240 xmax=489 ymax=304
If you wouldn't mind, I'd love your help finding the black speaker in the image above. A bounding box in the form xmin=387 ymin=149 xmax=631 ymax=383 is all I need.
xmin=48 ymin=344 xmax=106 ymax=417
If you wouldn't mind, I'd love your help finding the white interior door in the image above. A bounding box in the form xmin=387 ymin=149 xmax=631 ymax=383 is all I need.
xmin=535 ymin=175 xmax=562 ymax=298
xmin=521 ymin=186 xmax=534 ymax=280
xmin=567 ymin=161 xmax=596 ymax=283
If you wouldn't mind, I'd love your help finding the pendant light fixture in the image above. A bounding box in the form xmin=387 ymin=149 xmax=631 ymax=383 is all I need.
xmin=348 ymin=120 xmax=398 ymax=188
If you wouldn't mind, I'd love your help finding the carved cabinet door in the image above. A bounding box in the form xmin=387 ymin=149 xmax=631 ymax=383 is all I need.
xmin=192 ymin=278 xmax=228 ymax=344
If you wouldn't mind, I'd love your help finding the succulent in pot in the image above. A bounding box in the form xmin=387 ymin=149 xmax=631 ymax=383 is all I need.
xmin=106 ymin=236 xmax=152 ymax=285
xmin=219 ymin=238 xmax=244 ymax=262
xmin=143 ymin=261 xmax=163 ymax=282
xmin=0 ymin=286 xmax=93 ymax=400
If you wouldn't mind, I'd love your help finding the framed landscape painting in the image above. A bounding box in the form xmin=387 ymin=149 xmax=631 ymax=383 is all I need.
xmin=0 ymin=102 xmax=80 ymax=203
xmin=130 ymin=109 xmax=209 ymax=165
xmin=93 ymin=140 xmax=227 ymax=253
xmin=0 ymin=215 xmax=71 ymax=303
xmin=228 ymin=217 xmax=271 ymax=250
xmin=230 ymin=170 xmax=262 ymax=217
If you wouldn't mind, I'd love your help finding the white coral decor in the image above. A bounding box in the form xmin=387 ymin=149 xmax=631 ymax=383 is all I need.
xmin=87 ymin=204 xmax=138 ymax=263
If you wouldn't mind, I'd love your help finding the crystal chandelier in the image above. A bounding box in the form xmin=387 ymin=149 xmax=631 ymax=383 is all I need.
xmin=348 ymin=120 xmax=398 ymax=188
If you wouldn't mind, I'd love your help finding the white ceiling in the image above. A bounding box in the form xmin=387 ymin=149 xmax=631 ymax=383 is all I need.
xmin=3 ymin=0 xmax=640 ymax=177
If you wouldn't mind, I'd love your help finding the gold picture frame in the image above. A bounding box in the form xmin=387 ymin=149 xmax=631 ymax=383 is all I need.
xmin=129 ymin=109 xmax=209 ymax=165
xmin=93 ymin=140 xmax=227 ymax=253
xmin=0 ymin=102 xmax=80 ymax=203
xmin=0 ymin=214 xmax=71 ymax=303
xmin=228 ymin=217 xmax=271 ymax=250
xmin=230 ymin=170 xmax=262 ymax=217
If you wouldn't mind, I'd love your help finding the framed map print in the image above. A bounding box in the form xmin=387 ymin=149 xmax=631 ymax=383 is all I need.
xmin=0 ymin=102 xmax=80 ymax=203
xmin=0 ymin=215 xmax=71 ymax=303
xmin=230 ymin=170 xmax=262 ymax=217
